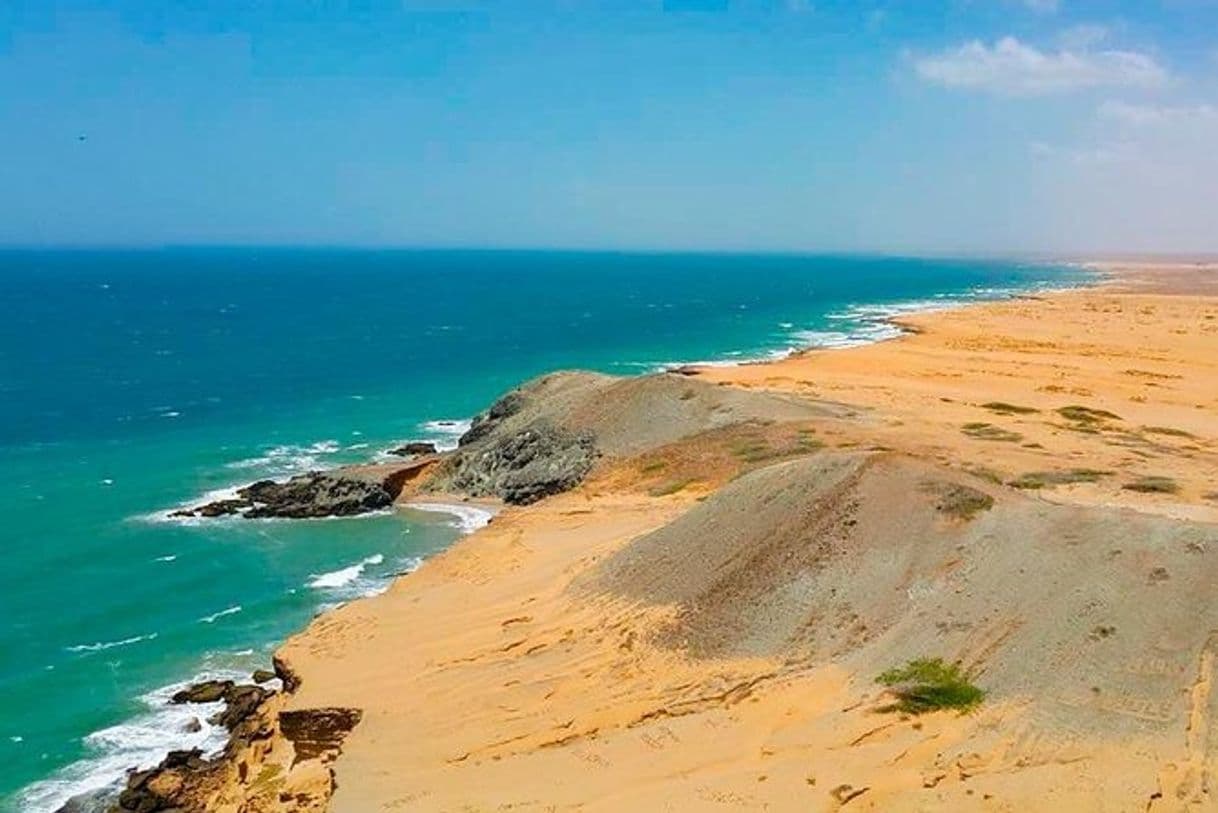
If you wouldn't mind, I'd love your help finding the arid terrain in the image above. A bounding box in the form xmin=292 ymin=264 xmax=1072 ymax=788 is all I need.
xmin=118 ymin=262 xmax=1218 ymax=812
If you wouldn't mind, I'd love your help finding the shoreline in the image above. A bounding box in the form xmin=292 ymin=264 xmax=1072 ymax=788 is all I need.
xmin=20 ymin=259 xmax=1182 ymax=812
xmin=260 ymin=258 xmax=1217 ymax=811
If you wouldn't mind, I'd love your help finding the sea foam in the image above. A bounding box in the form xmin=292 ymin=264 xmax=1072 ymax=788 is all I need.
xmin=16 ymin=670 xmax=245 ymax=813
xmin=406 ymin=502 xmax=496 ymax=534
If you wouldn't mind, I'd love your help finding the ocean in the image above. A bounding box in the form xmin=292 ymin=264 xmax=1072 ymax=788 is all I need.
xmin=0 ymin=249 xmax=1089 ymax=810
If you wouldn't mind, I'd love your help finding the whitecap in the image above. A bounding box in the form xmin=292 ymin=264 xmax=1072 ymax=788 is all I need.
xmin=224 ymin=439 xmax=342 ymax=477
xmin=419 ymin=419 xmax=472 ymax=450
xmin=154 ymin=555 xmax=177 ymax=563
xmin=307 ymin=553 xmax=384 ymax=590
xmin=198 ymin=605 xmax=242 ymax=624
xmin=66 ymin=633 xmax=157 ymax=653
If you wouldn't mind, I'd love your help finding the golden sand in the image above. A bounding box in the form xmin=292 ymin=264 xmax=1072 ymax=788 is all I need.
xmin=265 ymin=262 xmax=1218 ymax=812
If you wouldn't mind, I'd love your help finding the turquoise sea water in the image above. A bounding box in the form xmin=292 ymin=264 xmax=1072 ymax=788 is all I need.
xmin=0 ymin=249 xmax=1090 ymax=810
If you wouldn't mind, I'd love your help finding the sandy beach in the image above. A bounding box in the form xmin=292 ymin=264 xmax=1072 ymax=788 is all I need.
xmin=138 ymin=261 xmax=1218 ymax=812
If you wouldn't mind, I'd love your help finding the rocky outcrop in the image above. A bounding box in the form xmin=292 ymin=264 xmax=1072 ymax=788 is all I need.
xmin=440 ymin=419 xmax=597 ymax=505
xmin=388 ymin=441 xmax=438 ymax=457
xmin=100 ymin=661 xmax=356 ymax=813
xmin=459 ymin=390 xmax=526 ymax=447
xmin=170 ymin=680 xmax=272 ymax=732
xmin=171 ymin=471 xmax=393 ymax=520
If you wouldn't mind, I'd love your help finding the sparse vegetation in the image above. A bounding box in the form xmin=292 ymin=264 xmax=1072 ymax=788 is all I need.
xmin=732 ymin=439 xmax=777 ymax=462
xmin=1142 ymin=426 xmax=1195 ymax=439
xmin=1123 ymin=476 xmax=1180 ymax=495
xmin=639 ymin=460 xmax=668 ymax=474
xmin=929 ymin=484 xmax=994 ymax=520
xmin=981 ymin=402 xmax=1040 ymax=416
xmin=961 ymin=422 xmax=1023 ymax=442
xmin=963 ymin=465 xmax=1005 ymax=485
xmin=876 ymin=658 xmax=985 ymax=715
xmin=730 ymin=431 xmax=821 ymax=463
xmin=1008 ymin=469 xmax=1111 ymax=490
xmin=649 ymin=478 xmax=697 ymax=497
xmin=1122 ymin=369 xmax=1181 ymax=381
xmin=1057 ymin=405 xmax=1121 ymax=425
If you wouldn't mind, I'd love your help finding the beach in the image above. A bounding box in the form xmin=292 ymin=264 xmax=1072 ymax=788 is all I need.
xmin=118 ymin=259 xmax=1218 ymax=812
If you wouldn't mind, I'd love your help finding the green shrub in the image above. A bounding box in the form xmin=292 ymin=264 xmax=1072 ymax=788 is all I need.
xmin=876 ymin=658 xmax=984 ymax=715
xmin=961 ymin=423 xmax=1022 ymax=443
xmin=1142 ymin=426 xmax=1195 ymax=438
xmin=1057 ymin=405 xmax=1121 ymax=424
xmin=981 ymin=402 xmax=1039 ymax=415
xmin=1008 ymin=469 xmax=1111 ymax=490
xmin=1122 ymin=476 xmax=1179 ymax=494
xmin=649 ymin=478 xmax=696 ymax=497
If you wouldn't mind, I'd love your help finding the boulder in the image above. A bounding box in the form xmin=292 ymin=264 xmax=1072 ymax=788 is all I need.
xmin=171 ymin=680 xmax=233 ymax=705
xmin=215 ymin=685 xmax=270 ymax=730
xmin=387 ymin=441 xmax=438 ymax=457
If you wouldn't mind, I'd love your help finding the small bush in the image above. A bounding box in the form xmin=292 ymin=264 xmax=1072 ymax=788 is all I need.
xmin=1057 ymin=405 xmax=1121 ymax=424
xmin=961 ymin=423 xmax=1022 ymax=443
xmin=639 ymin=460 xmax=668 ymax=474
xmin=1009 ymin=469 xmax=1111 ymax=490
xmin=932 ymin=484 xmax=994 ymax=520
xmin=1142 ymin=426 xmax=1195 ymax=439
xmin=981 ymin=402 xmax=1040 ymax=415
xmin=649 ymin=478 xmax=697 ymax=497
xmin=876 ymin=658 xmax=985 ymax=715
xmin=1123 ymin=476 xmax=1179 ymax=494
xmin=964 ymin=466 xmax=1005 ymax=485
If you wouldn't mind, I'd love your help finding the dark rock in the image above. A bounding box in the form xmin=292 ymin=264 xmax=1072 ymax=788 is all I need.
xmin=239 ymin=472 xmax=393 ymax=519
xmin=171 ymin=680 xmax=233 ymax=704
xmin=388 ymin=441 xmax=438 ymax=457
xmin=175 ymin=472 xmax=393 ymax=520
xmin=447 ymin=419 xmax=597 ymax=505
xmin=182 ymin=718 xmax=202 ymax=734
xmin=273 ymin=654 xmax=302 ymax=693
xmin=215 ymin=685 xmax=269 ymax=730
xmin=459 ymin=390 xmax=526 ymax=447
xmin=195 ymin=499 xmax=245 ymax=518
xmin=251 ymin=669 xmax=276 ymax=684
xmin=116 ymin=787 xmax=160 ymax=813
xmin=160 ymin=749 xmax=206 ymax=771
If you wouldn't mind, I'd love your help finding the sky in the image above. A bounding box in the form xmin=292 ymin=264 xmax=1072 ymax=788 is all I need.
xmin=1 ymin=1 xmax=1216 ymax=254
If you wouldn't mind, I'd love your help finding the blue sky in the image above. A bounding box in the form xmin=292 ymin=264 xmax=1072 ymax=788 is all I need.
xmin=2 ymin=1 xmax=1216 ymax=253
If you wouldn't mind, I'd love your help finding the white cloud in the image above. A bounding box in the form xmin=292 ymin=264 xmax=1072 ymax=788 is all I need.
xmin=914 ymin=36 xmax=1168 ymax=96
xmin=1030 ymin=140 xmax=1130 ymax=166
xmin=1098 ymin=100 xmax=1218 ymax=127
xmin=1057 ymin=24 xmax=1108 ymax=51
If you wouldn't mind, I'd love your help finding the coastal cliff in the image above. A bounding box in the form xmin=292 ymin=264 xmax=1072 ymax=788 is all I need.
xmin=108 ymin=263 xmax=1218 ymax=812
